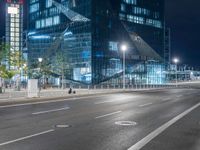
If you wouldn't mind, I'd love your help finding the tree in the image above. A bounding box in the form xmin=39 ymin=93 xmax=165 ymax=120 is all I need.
xmin=0 ymin=43 xmax=9 ymax=63
xmin=0 ymin=43 xmax=25 ymax=91
xmin=54 ymin=51 xmax=66 ymax=89
xmin=0 ymin=43 xmax=10 ymax=93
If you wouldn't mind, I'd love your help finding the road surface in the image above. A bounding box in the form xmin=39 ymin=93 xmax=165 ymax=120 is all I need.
xmin=0 ymin=88 xmax=199 ymax=150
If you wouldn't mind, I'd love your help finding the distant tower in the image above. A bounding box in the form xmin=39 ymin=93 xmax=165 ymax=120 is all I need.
xmin=5 ymin=0 xmax=23 ymax=70
xmin=164 ymin=28 xmax=171 ymax=67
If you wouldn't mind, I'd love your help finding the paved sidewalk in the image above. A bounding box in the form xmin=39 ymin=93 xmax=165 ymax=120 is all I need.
xmin=0 ymin=87 xmax=173 ymax=105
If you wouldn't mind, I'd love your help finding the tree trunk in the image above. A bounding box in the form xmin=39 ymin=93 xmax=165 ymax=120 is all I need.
xmin=0 ymin=77 xmax=2 ymax=93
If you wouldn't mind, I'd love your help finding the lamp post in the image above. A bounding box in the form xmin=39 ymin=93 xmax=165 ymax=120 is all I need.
xmin=121 ymin=44 xmax=127 ymax=89
xmin=38 ymin=58 xmax=43 ymax=90
xmin=173 ymin=58 xmax=179 ymax=87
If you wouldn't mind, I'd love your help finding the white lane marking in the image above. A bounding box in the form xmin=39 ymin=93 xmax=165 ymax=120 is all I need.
xmin=128 ymin=102 xmax=200 ymax=150
xmin=95 ymin=100 xmax=116 ymax=104
xmin=0 ymin=95 xmax=108 ymax=109
xmin=139 ymin=103 xmax=152 ymax=107
xmin=32 ymin=107 xmax=70 ymax=115
xmin=162 ymin=98 xmax=171 ymax=101
xmin=95 ymin=111 xmax=122 ymax=119
xmin=0 ymin=129 xmax=54 ymax=146
xmin=95 ymin=97 xmax=137 ymax=105
xmin=176 ymin=95 xmax=183 ymax=98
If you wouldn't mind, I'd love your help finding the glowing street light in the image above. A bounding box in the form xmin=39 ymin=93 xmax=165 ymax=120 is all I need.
xmin=38 ymin=58 xmax=43 ymax=63
xmin=121 ymin=44 xmax=127 ymax=89
xmin=173 ymin=57 xmax=179 ymax=87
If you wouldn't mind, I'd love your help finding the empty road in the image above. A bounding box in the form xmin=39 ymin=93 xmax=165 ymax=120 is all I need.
xmin=0 ymin=88 xmax=199 ymax=150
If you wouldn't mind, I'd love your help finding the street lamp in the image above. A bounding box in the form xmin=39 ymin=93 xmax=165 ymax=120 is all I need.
xmin=38 ymin=58 xmax=43 ymax=63
xmin=121 ymin=44 xmax=127 ymax=89
xmin=173 ymin=58 xmax=179 ymax=87
xmin=38 ymin=58 xmax=43 ymax=90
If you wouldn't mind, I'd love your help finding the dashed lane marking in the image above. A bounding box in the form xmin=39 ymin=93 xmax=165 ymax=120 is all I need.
xmin=95 ymin=111 xmax=122 ymax=119
xmin=0 ymin=129 xmax=54 ymax=146
xmin=32 ymin=107 xmax=70 ymax=115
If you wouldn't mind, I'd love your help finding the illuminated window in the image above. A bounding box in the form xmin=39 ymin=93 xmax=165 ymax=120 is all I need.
xmin=127 ymin=15 xmax=144 ymax=24
xmin=46 ymin=0 xmax=52 ymax=8
xmin=41 ymin=19 xmax=45 ymax=27
xmin=46 ymin=17 xmax=53 ymax=26
xmin=109 ymin=42 xmax=118 ymax=51
xmin=30 ymin=3 xmax=39 ymax=13
xmin=119 ymin=13 xmax=126 ymax=20
xmin=53 ymin=16 xmax=60 ymax=25
xmin=121 ymin=4 xmax=126 ymax=12
xmin=123 ymin=0 xmax=137 ymax=5
xmin=15 ymin=28 xmax=19 ymax=32
xmin=35 ymin=20 xmax=41 ymax=29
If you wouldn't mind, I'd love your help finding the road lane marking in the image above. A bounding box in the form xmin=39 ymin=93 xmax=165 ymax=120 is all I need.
xmin=162 ymin=98 xmax=171 ymax=101
xmin=95 ymin=97 xmax=137 ymax=105
xmin=95 ymin=100 xmax=116 ymax=104
xmin=0 ymin=129 xmax=54 ymax=146
xmin=128 ymin=102 xmax=200 ymax=150
xmin=32 ymin=107 xmax=70 ymax=115
xmin=176 ymin=95 xmax=183 ymax=98
xmin=139 ymin=103 xmax=152 ymax=107
xmin=95 ymin=111 xmax=122 ymax=119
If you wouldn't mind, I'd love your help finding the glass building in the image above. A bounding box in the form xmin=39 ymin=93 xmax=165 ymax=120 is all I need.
xmin=28 ymin=0 xmax=165 ymax=86
xmin=5 ymin=0 xmax=23 ymax=70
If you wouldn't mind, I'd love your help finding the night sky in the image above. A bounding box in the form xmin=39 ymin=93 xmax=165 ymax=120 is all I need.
xmin=166 ymin=0 xmax=200 ymax=68
xmin=0 ymin=0 xmax=200 ymax=68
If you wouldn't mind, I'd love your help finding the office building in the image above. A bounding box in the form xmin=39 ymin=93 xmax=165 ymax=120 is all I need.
xmin=28 ymin=0 xmax=165 ymax=85
xmin=5 ymin=0 xmax=23 ymax=70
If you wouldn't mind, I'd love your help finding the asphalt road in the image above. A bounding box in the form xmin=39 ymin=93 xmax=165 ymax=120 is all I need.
xmin=0 ymin=88 xmax=200 ymax=150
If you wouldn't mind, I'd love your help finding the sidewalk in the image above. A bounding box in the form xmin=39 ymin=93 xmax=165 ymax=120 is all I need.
xmin=0 ymin=86 xmax=178 ymax=106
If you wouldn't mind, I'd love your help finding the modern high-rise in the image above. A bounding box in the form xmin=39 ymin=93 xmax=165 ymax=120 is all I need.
xmin=5 ymin=0 xmax=23 ymax=70
xmin=28 ymin=0 xmax=165 ymax=85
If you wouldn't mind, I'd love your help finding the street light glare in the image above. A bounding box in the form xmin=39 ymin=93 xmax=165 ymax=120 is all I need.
xmin=121 ymin=44 xmax=127 ymax=52
xmin=38 ymin=58 xmax=43 ymax=62
xmin=173 ymin=58 xmax=179 ymax=64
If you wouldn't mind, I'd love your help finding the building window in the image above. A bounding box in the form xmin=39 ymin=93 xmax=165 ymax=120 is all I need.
xmin=46 ymin=17 xmax=53 ymax=26
xmin=30 ymin=3 xmax=39 ymax=13
xmin=35 ymin=20 xmax=41 ymax=29
xmin=109 ymin=42 xmax=118 ymax=51
xmin=53 ymin=16 xmax=60 ymax=25
xmin=123 ymin=0 xmax=137 ymax=5
xmin=121 ymin=4 xmax=126 ymax=12
xmin=119 ymin=13 xmax=126 ymax=20
xmin=127 ymin=15 xmax=144 ymax=24
xmin=46 ymin=0 xmax=52 ymax=8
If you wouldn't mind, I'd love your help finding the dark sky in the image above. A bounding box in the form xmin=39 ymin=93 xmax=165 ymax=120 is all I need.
xmin=165 ymin=0 xmax=200 ymax=68
xmin=0 ymin=0 xmax=200 ymax=67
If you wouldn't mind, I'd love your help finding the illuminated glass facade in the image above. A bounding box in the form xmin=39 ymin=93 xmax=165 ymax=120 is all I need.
xmin=6 ymin=0 xmax=23 ymax=70
xmin=28 ymin=0 xmax=165 ymax=85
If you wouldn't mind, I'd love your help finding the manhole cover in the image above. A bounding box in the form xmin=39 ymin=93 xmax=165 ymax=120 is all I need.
xmin=115 ymin=121 xmax=137 ymax=126
xmin=55 ymin=124 xmax=71 ymax=128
